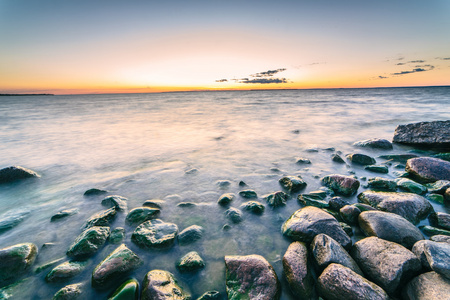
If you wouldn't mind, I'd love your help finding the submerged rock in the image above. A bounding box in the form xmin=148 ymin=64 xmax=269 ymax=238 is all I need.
xmin=225 ymin=207 xmax=243 ymax=223
xmin=132 ymin=219 xmax=178 ymax=249
xmin=0 ymin=243 xmax=38 ymax=286
xmin=402 ymin=271 xmax=450 ymax=300
xmin=296 ymin=157 xmax=311 ymax=164
xmin=217 ymin=193 xmax=235 ymax=206
xmin=425 ymin=180 xmax=450 ymax=194
xmin=367 ymin=177 xmax=397 ymax=191
xmin=353 ymin=138 xmax=393 ymax=150
xmin=108 ymin=279 xmax=139 ymax=300
xmin=278 ymin=175 xmax=307 ymax=193
xmin=365 ymin=165 xmax=389 ymax=174
xmin=83 ymin=188 xmax=107 ymax=196
xmin=379 ymin=154 xmax=418 ymax=163
xmin=0 ymin=209 xmax=30 ymax=233
xmin=321 ymin=174 xmax=360 ymax=196
xmin=45 ymin=261 xmax=87 ymax=282
xmin=101 ymin=195 xmax=128 ymax=211
xmin=240 ymin=201 xmax=265 ymax=214
xmin=395 ymin=178 xmax=427 ymax=194
xmin=109 ymin=227 xmax=125 ymax=244
xmin=178 ymin=225 xmax=203 ymax=245
xmin=176 ymin=251 xmax=205 ymax=272
xmin=420 ymin=225 xmax=450 ymax=237
xmin=225 ymin=254 xmax=280 ymax=300
xmin=392 ymin=120 xmax=450 ymax=148
xmin=0 ymin=166 xmax=40 ymax=184
xmin=126 ymin=207 xmax=160 ymax=224
xmin=142 ymin=199 xmax=165 ymax=209
xmin=52 ymin=283 xmax=84 ymax=300
xmin=82 ymin=207 xmax=116 ymax=230
xmin=406 ymin=157 xmax=450 ymax=183
xmin=141 ymin=270 xmax=190 ymax=300
xmin=239 ymin=190 xmax=257 ymax=199
xmin=347 ymin=153 xmax=376 ymax=165
xmin=67 ymin=227 xmax=110 ymax=259
xmin=264 ymin=191 xmax=289 ymax=208
xmin=50 ymin=208 xmax=78 ymax=222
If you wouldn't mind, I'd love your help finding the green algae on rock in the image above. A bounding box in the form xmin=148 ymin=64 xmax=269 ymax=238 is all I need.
xmin=0 ymin=243 xmax=38 ymax=286
xmin=66 ymin=226 xmax=110 ymax=259
xmin=82 ymin=207 xmax=117 ymax=230
xmin=108 ymin=278 xmax=139 ymax=300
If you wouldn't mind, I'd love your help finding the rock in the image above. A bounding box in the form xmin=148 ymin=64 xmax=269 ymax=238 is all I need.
xmin=225 ymin=254 xmax=280 ymax=300
xmin=392 ymin=120 xmax=450 ymax=148
xmin=328 ymin=196 xmax=350 ymax=211
xmin=433 ymin=153 xmax=450 ymax=162
xmin=420 ymin=225 xmax=450 ymax=237
xmin=317 ymin=263 xmax=389 ymax=300
xmin=240 ymin=201 xmax=265 ymax=214
xmin=379 ymin=154 xmax=418 ymax=163
xmin=423 ymin=241 xmax=450 ymax=279
xmin=282 ymin=242 xmax=316 ymax=299
xmin=178 ymin=225 xmax=203 ymax=245
xmin=321 ymin=174 xmax=360 ymax=196
xmin=296 ymin=158 xmax=311 ymax=164
xmin=353 ymin=138 xmax=393 ymax=150
xmin=126 ymin=207 xmax=160 ymax=224
xmin=109 ymin=228 xmax=125 ymax=244
xmin=340 ymin=205 xmax=361 ymax=225
xmin=278 ymin=176 xmax=307 ymax=193
xmin=357 ymin=191 xmax=433 ymax=224
xmin=340 ymin=222 xmax=353 ymax=236
xmin=45 ymin=261 xmax=87 ymax=282
xmin=282 ymin=206 xmax=352 ymax=250
xmin=298 ymin=193 xmax=329 ymax=208
xmin=365 ymin=165 xmax=389 ymax=174
xmin=141 ymin=270 xmax=190 ymax=300
xmin=50 ymin=208 xmax=78 ymax=222
xmin=358 ymin=210 xmax=424 ymax=249
xmin=225 ymin=208 xmax=243 ymax=223
xmin=395 ymin=178 xmax=427 ymax=194
xmin=177 ymin=202 xmax=196 ymax=208
xmin=264 ymin=191 xmax=289 ymax=208
xmin=0 ymin=209 xmax=30 ymax=233
xmin=83 ymin=188 xmax=107 ymax=196
xmin=239 ymin=190 xmax=257 ymax=199
xmin=131 ymin=219 xmax=178 ymax=249
xmin=101 ymin=195 xmax=128 ymax=211
xmin=402 ymin=271 xmax=450 ymax=300
xmin=216 ymin=180 xmax=231 ymax=188
xmin=176 ymin=251 xmax=205 ymax=272
xmin=347 ymin=153 xmax=376 ymax=165
xmin=217 ymin=193 xmax=235 ymax=206
xmin=108 ymin=279 xmax=139 ymax=300
xmin=446 ymin=188 xmax=450 ymax=202
xmin=431 ymin=235 xmax=450 ymax=243
xmin=82 ymin=208 xmax=116 ymax=230
xmin=52 ymin=283 xmax=84 ymax=300
xmin=367 ymin=177 xmax=397 ymax=191
xmin=429 ymin=212 xmax=450 ymax=230
xmin=406 ymin=157 xmax=450 ymax=183
xmin=427 ymin=194 xmax=444 ymax=204
xmin=34 ymin=257 xmax=65 ymax=274
xmin=92 ymin=244 xmax=143 ymax=289
xmin=331 ymin=153 xmax=345 ymax=163
xmin=311 ymin=234 xmax=362 ymax=275
xmin=0 ymin=243 xmax=38 ymax=286
xmin=197 ymin=291 xmax=220 ymax=300
xmin=412 ymin=240 xmax=434 ymax=270
xmin=67 ymin=227 xmax=110 ymax=259
xmin=142 ymin=199 xmax=165 ymax=209
xmin=352 ymin=236 xmax=422 ymax=295
xmin=353 ymin=203 xmax=377 ymax=212
xmin=425 ymin=180 xmax=450 ymax=194
xmin=0 ymin=166 xmax=40 ymax=184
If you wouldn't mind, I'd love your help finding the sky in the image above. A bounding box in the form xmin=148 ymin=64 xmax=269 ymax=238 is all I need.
xmin=0 ymin=0 xmax=449 ymax=94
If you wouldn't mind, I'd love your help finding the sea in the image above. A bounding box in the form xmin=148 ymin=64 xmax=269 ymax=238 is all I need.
xmin=0 ymin=87 xmax=449 ymax=299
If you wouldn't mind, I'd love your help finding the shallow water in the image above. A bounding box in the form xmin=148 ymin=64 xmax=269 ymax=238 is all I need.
xmin=0 ymin=87 xmax=449 ymax=299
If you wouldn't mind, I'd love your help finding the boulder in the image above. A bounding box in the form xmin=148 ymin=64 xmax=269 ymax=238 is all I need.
xmin=109 ymin=227 xmax=125 ymax=244
xmin=217 ymin=193 xmax=235 ymax=206
xmin=0 ymin=166 xmax=40 ymax=184
xmin=178 ymin=225 xmax=203 ymax=245
xmin=176 ymin=251 xmax=205 ymax=272
xmin=45 ymin=261 xmax=87 ymax=282
xmin=225 ymin=254 xmax=280 ymax=300
xmin=340 ymin=205 xmax=361 ymax=225
xmin=264 ymin=191 xmax=289 ymax=208
xmin=131 ymin=219 xmax=178 ymax=249
xmin=141 ymin=270 xmax=190 ymax=300
xmin=240 ymin=201 xmax=265 ymax=215
xmin=101 ymin=195 xmax=128 ymax=211
xmin=0 ymin=243 xmax=38 ymax=286
xmin=82 ymin=207 xmax=116 ymax=230
xmin=423 ymin=241 xmax=450 ymax=279
xmin=52 ymin=283 xmax=84 ymax=300
xmin=317 ymin=264 xmax=389 ymax=300
xmin=353 ymin=138 xmax=393 ymax=150
xmin=126 ymin=207 xmax=160 ymax=224
xmin=0 ymin=209 xmax=30 ymax=233
xmin=225 ymin=208 xmax=243 ymax=223
xmin=406 ymin=157 xmax=450 ymax=183
xmin=358 ymin=210 xmax=424 ymax=249
xmin=282 ymin=206 xmax=352 ymax=250
xmin=50 ymin=208 xmax=78 ymax=222
xmin=352 ymin=237 xmax=422 ymax=295
xmin=392 ymin=120 xmax=450 ymax=149
xmin=412 ymin=240 xmax=434 ymax=270
xmin=428 ymin=212 xmax=450 ymax=230
xmin=357 ymin=191 xmax=433 ymax=224
xmin=402 ymin=271 xmax=450 ymax=300
xmin=347 ymin=153 xmax=376 ymax=165
xmin=282 ymin=242 xmax=317 ymax=299
xmin=425 ymin=180 xmax=450 ymax=194
xmin=67 ymin=227 xmax=110 ymax=259
xmin=395 ymin=178 xmax=427 ymax=194
xmin=108 ymin=279 xmax=139 ymax=300
xmin=321 ymin=174 xmax=360 ymax=196
xmin=278 ymin=175 xmax=307 ymax=193
xmin=92 ymin=244 xmax=143 ymax=289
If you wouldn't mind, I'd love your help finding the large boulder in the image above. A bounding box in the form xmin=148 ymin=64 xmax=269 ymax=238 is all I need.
xmin=395 ymin=178 xmax=427 ymax=195
xmin=0 ymin=243 xmax=38 ymax=286
xmin=282 ymin=206 xmax=352 ymax=249
xmin=131 ymin=219 xmax=178 ymax=249
xmin=45 ymin=261 xmax=87 ymax=282
xmin=353 ymin=138 xmax=393 ymax=150
xmin=393 ymin=120 xmax=450 ymax=149
xmin=282 ymin=242 xmax=317 ymax=299
xmin=357 ymin=191 xmax=433 ymax=224
xmin=406 ymin=157 xmax=450 ymax=183
xmin=141 ymin=270 xmax=190 ymax=300
xmin=67 ymin=226 xmax=110 ymax=259
xmin=317 ymin=263 xmax=389 ymax=300
xmin=0 ymin=166 xmax=40 ymax=184
xmin=352 ymin=237 xmax=422 ymax=295
xmin=321 ymin=174 xmax=360 ymax=196
xmin=225 ymin=255 xmax=280 ymax=300
xmin=82 ymin=207 xmax=116 ymax=230
xmin=402 ymin=271 xmax=450 ymax=300
xmin=358 ymin=210 xmax=424 ymax=249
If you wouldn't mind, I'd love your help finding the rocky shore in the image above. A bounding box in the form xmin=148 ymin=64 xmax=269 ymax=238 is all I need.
xmin=1 ymin=120 xmax=450 ymax=299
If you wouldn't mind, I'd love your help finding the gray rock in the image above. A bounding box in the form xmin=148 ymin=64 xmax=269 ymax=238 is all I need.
xmin=109 ymin=227 xmax=125 ymax=244
xmin=431 ymin=235 xmax=450 ymax=243
xmin=347 ymin=153 xmax=376 ymax=165
xmin=225 ymin=254 xmax=280 ymax=300
xmin=240 ymin=201 xmax=265 ymax=215
xmin=352 ymin=237 xmax=422 ymax=295
xmin=225 ymin=207 xmax=243 ymax=223
xmin=67 ymin=227 xmax=110 ymax=259
xmin=131 ymin=219 xmax=178 ymax=249
xmin=0 ymin=166 xmax=40 ymax=184
xmin=0 ymin=209 xmax=30 ymax=233
xmin=239 ymin=190 xmax=257 ymax=199
xmin=217 ymin=193 xmax=235 ymax=206
xmin=141 ymin=270 xmax=190 ymax=300
xmin=365 ymin=165 xmax=389 ymax=174
xmin=331 ymin=153 xmax=345 ymax=163
xmin=357 ymin=191 xmax=433 ymax=224
xmin=176 ymin=251 xmax=205 ymax=272
xmin=328 ymin=196 xmax=350 ymax=211
xmin=353 ymin=138 xmax=393 ymax=150
xmin=45 ymin=261 xmax=87 ymax=282
xmin=406 ymin=157 xmax=450 ymax=183
xmin=298 ymin=193 xmax=329 ymax=208
xmin=82 ymin=207 xmax=116 ymax=230
xmin=358 ymin=210 xmax=424 ymax=249
xmin=264 ymin=191 xmax=289 ymax=208
xmin=296 ymin=157 xmax=311 ymax=164
xmin=423 ymin=241 xmax=450 ymax=279
xmin=393 ymin=120 xmax=450 ymax=148
xmin=429 ymin=212 xmax=450 ymax=230
xmin=425 ymin=180 xmax=450 ymax=194
xmin=367 ymin=177 xmax=397 ymax=191
xmin=282 ymin=242 xmax=317 ymax=299
xmin=282 ymin=206 xmax=352 ymax=250
xmin=402 ymin=271 xmax=450 ymax=300
xmin=321 ymin=174 xmax=360 ymax=196
xmin=50 ymin=208 xmax=78 ymax=222
xmin=178 ymin=225 xmax=203 ymax=245
xmin=318 ymin=263 xmax=389 ymax=300
xmin=395 ymin=178 xmax=428 ymax=195
xmin=101 ymin=195 xmax=128 ymax=211
xmin=412 ymin=240 xmax=434 ymax=270
xmin=278 ymin=176 xmax=307 ymax=193
xmin=126 ymin=207 xmax=160 ymax=224
xmin=340 ymin=205 xmax=361 ymax=225
xmin=0 ymin=243 xmax=38 ymax=286
xmin=52 ymin=283 xmax=84 ymax=300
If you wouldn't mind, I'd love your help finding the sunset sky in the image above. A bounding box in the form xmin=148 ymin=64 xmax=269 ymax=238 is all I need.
xmin=1 ymin=0 xmax=449 ymax=94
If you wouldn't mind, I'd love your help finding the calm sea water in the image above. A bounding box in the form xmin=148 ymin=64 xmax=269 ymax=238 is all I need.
xmin=0 ymin=87 xmax=449 ymax=299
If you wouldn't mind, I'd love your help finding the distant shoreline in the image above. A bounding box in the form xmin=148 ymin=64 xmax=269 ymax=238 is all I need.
xmin=0 ymin=93 xmax=54 ymax=96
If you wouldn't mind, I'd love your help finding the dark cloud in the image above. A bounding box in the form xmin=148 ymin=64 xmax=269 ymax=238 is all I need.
xmin=216 ymin=68 xmax=289 ymax=84
xmin=215 ymin=79 xmax=228 ymax=82
xmin=396 ymin=63 xmax=405 ymax=65
xmin=391 ymin=67 xmax=433 ymax=76
xmin=436 ymin=57 xmax=450 ymax=60
xmin=378 ymin=76 xmax=388 ymax=79
xmin=408 ymin=60 xmax=426 ymax=63
xmin=250 ymin=68 xmax=286 ymax=77
xmin=238 ymin=78 xmax=288 ymax=84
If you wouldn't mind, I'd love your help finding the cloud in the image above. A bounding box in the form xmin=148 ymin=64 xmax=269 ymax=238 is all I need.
xmin=238 ymin=78 xmax=288 ymax=84
xmin=250 ymin=68 xmax=286 ymax=77
xmin=378 ymin=75 xmax=388 ymax=79
xmin=396 ymin=63 xmax=405 ymax=65
xmin=408 ymin=60 xmax=426 ymax=63
xmin=391 ymin=66 xmax=434 ymax=76
xmin=436 ymin=57 xmax=450 ymax=60
xmin=215 ymin=79 xmax=228 ymax=82
xmin=216 ymin=68 xmax=289 ymax=84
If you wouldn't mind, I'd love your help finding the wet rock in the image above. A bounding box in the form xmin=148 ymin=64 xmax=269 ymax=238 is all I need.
xmin=402 ymin=271 xmax=450 ymax=300
xmin=109 ymin=227 xmax=125 ymax=244
xmin=358 ymin=210 xmax=424 ymax=249
xmin=340 ymin=205 xmax=361 ymax=225
xmin=126 ymin=207 xmax=160 ymax=225
xmin=34 ymin=257 xmax=65 ymax=274
xmin=131 ymin=219 xmax=178 ymax=249
xmin=365 ymin=165 xmax=389 ymax=174
xmin=217 ymin=193 xmax=235 ymax=206
xmin=142 ymin=199 xmax=165 ymax=209
xmin=141 ymin=270 xmax=190 ymax=300
xmin=225 ymin=254 xmax=280 ymax=300
xmin=92 ymin=244 xmax=143 ymax=289
xmin=353 ymin=138 xmax=393 ymax=150
xmin=347 ymin=153 xmax=376 ymax=165
xmin=431 ymin=235 xmax=450 ymax=243
xmin=331 ymin=153 xmax=345 ymax=163
xmin=101 ymin=195 xmax=128 ymax=211
xmin=109 ymin=278 xmax=139 ymax=300
xmin=278 ymin=175 xmax=307 ymax=193
xmin=367 ymin=177 xmax=397 ymax=191
xmin=82 ymin=207 xmax=116 ymax=230
xmin=352 ymin=236 xmax=422 ymax=295
xmin=83 ymin=188 xmax=107 ymax=196
xmin=240 ymin=201 xmax=265 ymax=214
xmin=353 ymin=203 xmax=377 ymax=212
xmin=395 ymin=178 xmax=427 ymax=194
xmin=318 ymin=263 xmax=389 ymax=300
xmin=264 ymin=191 xmax=289 ymax=208
xmin=357 ymin=191 xmax=433 ymax=224
xmin=427 ymin=194 xmax=444 ymax=204
xmin=0 ymin=209 xmax=30 ymax=233
xmin=379 ymin=154 xmax=418 ymax=163
xmin=423 ymin=241 xmax=450 ymax=279
xmin=0 ymin=243 xmax=38 ymax=286
xmin=406 ymin=157 xmax=450 ymax=183
xmin=433 ymin=152 xmax=450 ymax=161
xmin=298 ymin=193 xmax=329 ymax=208
xmin=340 ymin=222 xmax=353 ymax=236
xmin=239 ymin=190 xmax=257 ymax=199
xmin=225 ymin=208 xmax=243 ymax=223
xmin=393 ymin=120 xmax=450 ymax=148
xmin=52 ymin=283 xmax=84 ymax=300
xmin=429 ymin=212 xmax=450 ymax=230
xmin=321 ymin=174 xmax=360 ymax=196
xmin=420 ymin=225 xmax=450 ymax=237
xmin=216 ymin=180 xmax=231 ymax=188
xmin=412 ymin=240 xmax=434 ymax=270
xmin=425 ymin=180 xmax=450 ymax=194
xmin=177 ymin=202 xmax=196 ymax=208
xmin=328 ymin=196 xmax=350 ymax=211
xmin=45 ymin=261 xmax=87 ymax=282
xmin=197 ymin=291 xmax=220 ymax=300
xmin=178 ymin=225 xmax=203 ymax=245
xmin=282 ymin=242 xmax=317 ymax=299
xmin=296 ymin=157 xmax=311 ymax=164
xmin=176 ymin=251 xmax=205 ymax=272
xmin=67 ymin=227 xmax=110 ymax=259
xmin=446 ymin=188 xmax=450 ymax=202
xmin=282 ymin=206 xmax=352 ymax=249
xmin=50 ymin=208 xmax=78 ymax=222
xmin=0 ymin=166 xmax=40 ymax=184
